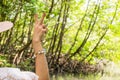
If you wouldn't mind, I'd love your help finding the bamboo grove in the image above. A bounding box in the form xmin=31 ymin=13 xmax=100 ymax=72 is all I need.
xmin=0 ymin=0 xmax=120 ymax=74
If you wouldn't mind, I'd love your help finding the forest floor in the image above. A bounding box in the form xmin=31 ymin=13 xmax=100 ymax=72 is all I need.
xmin=50 ymin=74 xmax=120 ymax=80
xmin=50 ymin=61 xmax=120 ymax=80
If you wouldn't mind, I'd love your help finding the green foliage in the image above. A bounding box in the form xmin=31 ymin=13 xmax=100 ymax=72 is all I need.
xmin=0 ymin=0 xmax=120 ymax=73
xmin=0 ymin=55 xmax=14 ymax=67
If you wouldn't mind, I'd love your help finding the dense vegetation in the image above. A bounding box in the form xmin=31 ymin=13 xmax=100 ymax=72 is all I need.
xmin=0 ymin=0 xmax=120 ymax=75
